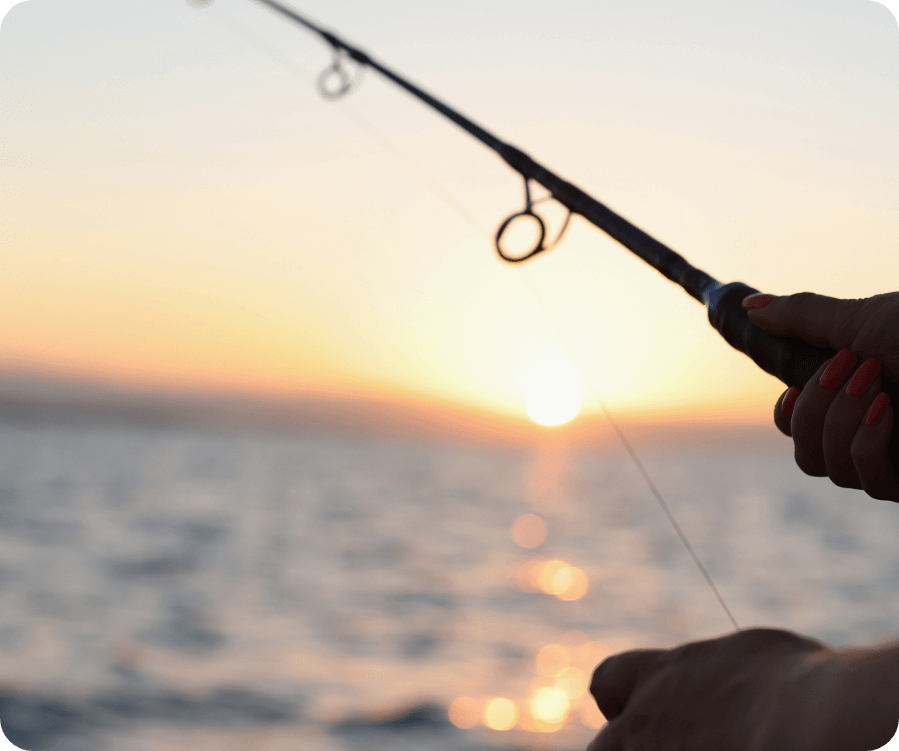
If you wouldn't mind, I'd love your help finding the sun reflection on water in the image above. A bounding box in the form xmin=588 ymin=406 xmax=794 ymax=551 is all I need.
xmin=448 ymin=633 xmax=610 ymax=735
xmin=450 ymin=445 xmax=612 ymax=737
xmin=482 ymin=697 xmax=518 ymax=730
xmin=514 ymin=557 xmax=590 ymax=601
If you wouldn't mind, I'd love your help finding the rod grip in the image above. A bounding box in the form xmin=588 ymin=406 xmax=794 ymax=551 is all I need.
xmin=707 ymin=281 xmax=899 ymax=469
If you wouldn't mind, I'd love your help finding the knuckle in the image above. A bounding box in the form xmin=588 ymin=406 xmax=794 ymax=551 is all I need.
xmin=852 ymin=453 xmax=899 ymax=501
xmin=794 ymin=451 xmax=825 ymax=477
xmin=829 ymin=472 xmax=861 ymax=490
xmin=786 ymin=291 xmax=819 ymax=320
xmin=827 ymin=469 xmax=850 ymax=488
xmin=863 ymin=485 xmax=890 ymax=502
xmin=789 ymin=291 xmax=818 ymax=306
xmin=859 ymin=476 xmax=898 ymax=502
xmin=835 ymin=297 xmax=867 ymax=328
xmin=850 ymin=453 xmax=885 ymax=490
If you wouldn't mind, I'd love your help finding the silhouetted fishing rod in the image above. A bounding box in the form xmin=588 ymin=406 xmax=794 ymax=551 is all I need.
xmin=249 ymin=0 xmax=898 ymax=466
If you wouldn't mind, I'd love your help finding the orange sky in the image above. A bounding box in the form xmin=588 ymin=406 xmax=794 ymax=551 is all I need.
xmin=1 ymin=0 xmax=898 ymax=427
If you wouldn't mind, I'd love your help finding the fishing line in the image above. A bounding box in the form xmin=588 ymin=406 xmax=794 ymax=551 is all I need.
xmin=517 ymin=273 xmax=740 ymax=631
xmin=202 ymin=0 xmax=742 ymax=632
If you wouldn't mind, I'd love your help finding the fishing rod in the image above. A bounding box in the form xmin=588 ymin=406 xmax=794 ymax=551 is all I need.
xmin=247 ymin=0 xmax=898 ymax=467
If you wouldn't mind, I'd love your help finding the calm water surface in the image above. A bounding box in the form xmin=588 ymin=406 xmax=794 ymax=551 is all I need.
xmin=1 ymin=420 xmax=898 ymax=750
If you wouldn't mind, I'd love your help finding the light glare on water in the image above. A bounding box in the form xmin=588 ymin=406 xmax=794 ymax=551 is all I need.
xmin=1 ymin=421 xmax=898 ymax=749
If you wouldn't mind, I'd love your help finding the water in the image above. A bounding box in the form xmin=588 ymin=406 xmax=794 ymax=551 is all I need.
xmin=0 ymin=419 xmax=898 ymax=750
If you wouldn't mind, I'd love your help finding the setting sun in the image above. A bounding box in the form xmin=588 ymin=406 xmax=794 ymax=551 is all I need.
xmin=525 ymin=360 xmax=581 ymax=426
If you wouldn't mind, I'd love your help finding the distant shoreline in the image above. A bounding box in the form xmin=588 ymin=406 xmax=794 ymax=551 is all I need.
xmin=0 ymin=369 xmax=777 ymax=451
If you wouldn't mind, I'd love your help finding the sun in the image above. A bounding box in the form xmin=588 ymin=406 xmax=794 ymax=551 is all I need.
xmin=525 ymin=360 xmax=581 ymax=426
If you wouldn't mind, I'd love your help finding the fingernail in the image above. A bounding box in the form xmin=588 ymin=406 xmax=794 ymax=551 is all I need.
xmin=865 ymin=392 xmax=890 ymax=427
xmin=742 ymin=294 xmax=776 ymax=310
xmin=782 ymin=387 xmax=800 ymax=418
xmin=845 ymin=358 xmax=881 ymax=397
xmin=819 ymin=349 xmax=858 ymax=390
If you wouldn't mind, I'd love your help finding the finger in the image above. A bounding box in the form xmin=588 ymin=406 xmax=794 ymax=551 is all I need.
xmin=791 ymin=349 xmax=859 ymax=478
xmin=851 ymin=393 xmax=899 ymax=502
xmin=743 ymin=292 xmax=865 ymax=351
xmin=590 ymin=648 xmax=667 ymax=721
xmin=820 ymin=359 xmax=883 ymax=489
xmin=774 ymin=387 xmax=798 ymax=438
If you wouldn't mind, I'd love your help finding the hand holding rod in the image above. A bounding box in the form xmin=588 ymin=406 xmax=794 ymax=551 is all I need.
xmin=249 ymin=0 xmax=898 ymax=466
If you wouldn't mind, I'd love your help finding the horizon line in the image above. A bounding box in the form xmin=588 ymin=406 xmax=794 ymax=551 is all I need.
xmin=0 ymin=365 xmax=778 ymax=451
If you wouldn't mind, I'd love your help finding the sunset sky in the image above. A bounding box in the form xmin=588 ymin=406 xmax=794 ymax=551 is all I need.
xmin=1 ymin=0 xmax=898 ymax=427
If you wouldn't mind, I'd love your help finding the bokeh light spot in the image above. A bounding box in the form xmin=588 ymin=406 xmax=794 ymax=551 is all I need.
xmin=513 ymin=557 xmax=547 ymax=592
xmin=448 ymin=696 xmax=480 ymax=729
xmin=483 ymin=697 xmax=518 ymax=730
xmin=555 ymin=566 xmax=589 ymax=601
xmin=529 ymin=686 xmax=570 ymax=725
xmin=555 ymin=666 xmax=588 ymax=699
xmin=511 ymin=513 xmax=547 ymax=548
xmin=537 ymin=559 xmax=569 ymax=594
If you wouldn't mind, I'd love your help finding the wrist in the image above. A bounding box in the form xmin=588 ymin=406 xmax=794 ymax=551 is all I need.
xmin=747 ymin=646 xmax=842 ymax=751
xmin=827 ymin=642 xmax=899 ymax=750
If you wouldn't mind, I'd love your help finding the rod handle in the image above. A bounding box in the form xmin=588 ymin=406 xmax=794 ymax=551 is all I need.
xmin=706 ymin=281 xmax=899 ymax=468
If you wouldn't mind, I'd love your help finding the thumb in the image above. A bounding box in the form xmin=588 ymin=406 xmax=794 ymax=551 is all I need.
xmin=589 ymin=648 xmax=667 ymax=721
xmin=742 ymin=291 xmax=864 ymax=351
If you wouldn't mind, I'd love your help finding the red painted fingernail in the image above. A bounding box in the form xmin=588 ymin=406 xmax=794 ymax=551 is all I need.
xmin=865 ymin=392 xmax=890 ymax=427
xmin=845 ymin=358 xmax=881 ymax=397
xmin=782 ymin=387 xmax=800 ymax=418
xmin=742 ymin=294 xmax=776 ymax=310
xmin=819 ymin=349 xmax=858 ymax=390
